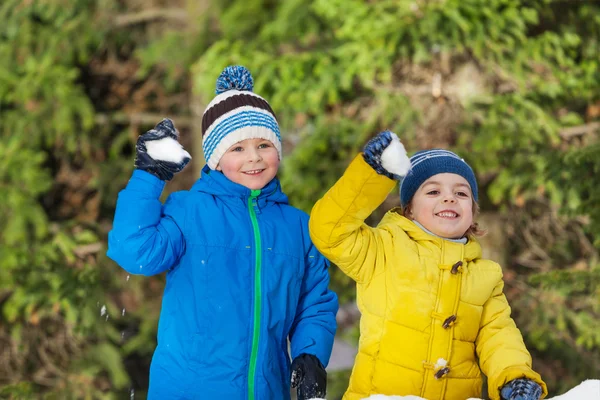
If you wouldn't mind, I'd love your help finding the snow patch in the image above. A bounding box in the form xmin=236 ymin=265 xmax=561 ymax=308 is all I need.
xmin=548 ymin=379 xmax=600 ymax=400
xmin=363 ymin=396 xmax=427 ymax=400
xmin=360 ymin=379 xmax=600 ymax=400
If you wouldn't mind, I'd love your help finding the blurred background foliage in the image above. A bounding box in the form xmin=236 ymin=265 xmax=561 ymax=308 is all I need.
xmin=0 ymin=0 xmax=599 ymax=398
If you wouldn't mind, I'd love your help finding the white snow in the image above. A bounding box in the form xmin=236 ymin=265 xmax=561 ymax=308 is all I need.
xmin=146 ymin=137 xmax=191 ymax=163
xmin=547 ymin=379 xmax=600 ymax=400
xmin=363 ymin=396 xmax=426 ymax=400
xmin=359 ymin=379 xmax=600 ymax=400
xmin=381 ymin=132 xmax=411 ymax=178
xmin=434 ymin=358 xmax=447 ymax=369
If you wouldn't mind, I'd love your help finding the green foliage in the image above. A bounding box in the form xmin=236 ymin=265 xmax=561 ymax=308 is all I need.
xmin=0 ymin=0 xmax=130 ymax=397
xmin=522 ymin=265 xmax=600 ymax=388
xmin=563 ymin=143 xmax=600 ymax=245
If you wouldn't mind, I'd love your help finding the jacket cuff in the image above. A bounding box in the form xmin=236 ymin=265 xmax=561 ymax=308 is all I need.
xmin=489 ymin=366 xmax=548 ymax=400
xmin=127 ymin=169 xmax=167 ymax=198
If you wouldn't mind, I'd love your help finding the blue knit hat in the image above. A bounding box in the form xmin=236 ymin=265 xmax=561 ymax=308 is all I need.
xmin=400 ymin=149 xmax=478 ymax=206
xmin=201 ymin=66 xmax=281 ymax=170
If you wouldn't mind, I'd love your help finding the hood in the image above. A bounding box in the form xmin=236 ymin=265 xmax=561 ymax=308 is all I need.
xmin=191 ymin=165 xmax=289 ymax=207
xmin=382 ymin=208 xmax=482 ymax=262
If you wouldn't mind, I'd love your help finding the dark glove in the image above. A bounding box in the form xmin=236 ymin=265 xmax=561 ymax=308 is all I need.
xmin=290 ymin=353 xmax=327 ymax=400
xmin=501 ymin=378 xmax=543 ymax=400
xmin=363 ymin=130 xmax=410 ymax=180
xmin=134 ymin=118 xmax=191 ymax=181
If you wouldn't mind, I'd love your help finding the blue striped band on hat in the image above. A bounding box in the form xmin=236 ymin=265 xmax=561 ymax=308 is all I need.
xmin=203 ymin=109 xmax=280 ymax=156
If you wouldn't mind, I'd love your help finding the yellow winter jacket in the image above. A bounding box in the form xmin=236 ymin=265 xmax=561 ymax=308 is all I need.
xmin=309 ymin=155 xmax=547 ymax=400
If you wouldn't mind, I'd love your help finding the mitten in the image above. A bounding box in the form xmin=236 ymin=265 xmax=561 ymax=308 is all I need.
xmin=501 ymin=378 xmax=543 ymax=400
xmin=362 ymin=130 xmax=411 ymax=180
xmin=134 ymin=118 xmax=191 ymax=181
xmin=290 ymin=353 xmax=327 ymax=400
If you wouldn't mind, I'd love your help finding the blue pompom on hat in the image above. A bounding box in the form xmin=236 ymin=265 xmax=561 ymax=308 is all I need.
xmin=399 ymin=149 xmax=478 ymax=207
xmin=215 ymin=66 xmax=254 ymax=94
xmin=201 ymin=65 xmax=281 ymax=170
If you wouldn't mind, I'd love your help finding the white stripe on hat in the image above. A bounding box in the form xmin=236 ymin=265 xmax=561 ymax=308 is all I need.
xmin=410 ymin=150 xmax=465 ymax=168
xmin=203 ymin=90 xmax=267 ymax=114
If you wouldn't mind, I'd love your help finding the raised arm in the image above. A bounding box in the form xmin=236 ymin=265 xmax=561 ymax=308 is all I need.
xmin=107 ymin=118 xmax=191 ymax=276
xmin=309 ymin=131 xmax=411 ymax=283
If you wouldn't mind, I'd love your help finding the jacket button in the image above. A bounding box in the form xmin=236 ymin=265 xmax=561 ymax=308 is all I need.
xmin=434 ymin=366 xmax=450 ymax=379
xmin=442 ymin=315 xmax=457 ymax=329
xmin=451 ymin=261 xmax=463 ymax=274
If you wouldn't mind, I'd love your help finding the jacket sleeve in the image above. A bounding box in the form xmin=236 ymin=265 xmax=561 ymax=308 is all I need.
xmin=476 ymin=278 xmax=548 ymax=400
xmin=107 ymin=169 xmax=186 ymax=276
xmin=289 ymin=241 xmax=338 ymax=367
xmin=308 ymin=154 xmax=397 ymax=283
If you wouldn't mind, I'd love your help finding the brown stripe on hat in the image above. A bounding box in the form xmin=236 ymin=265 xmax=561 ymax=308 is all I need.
xmin=202 ymin=93 xmax=277 ymax=135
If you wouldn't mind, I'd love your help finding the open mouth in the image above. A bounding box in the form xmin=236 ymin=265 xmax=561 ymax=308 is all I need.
xmin=435 ymin=211 xmax=459 ymax=218
xmin=242 ymin=169 xmax=265 ymax=175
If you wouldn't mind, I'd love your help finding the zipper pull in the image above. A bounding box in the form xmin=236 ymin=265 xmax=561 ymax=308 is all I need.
xmin=250 ymin=189 xmax=261 ymax=213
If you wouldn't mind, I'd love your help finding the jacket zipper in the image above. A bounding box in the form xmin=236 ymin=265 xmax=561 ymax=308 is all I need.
xmin=247 ymin=189 xmax=262 ymax=400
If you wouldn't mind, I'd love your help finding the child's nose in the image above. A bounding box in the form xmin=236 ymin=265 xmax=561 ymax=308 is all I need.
xmin=247 ymin=148 xmax=263 ymax=162
xmin=442 ymin=196 xmax=457 ymax=203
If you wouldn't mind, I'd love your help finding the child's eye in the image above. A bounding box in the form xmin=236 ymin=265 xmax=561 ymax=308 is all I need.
xmin=231 ymin=146 xmax=243 ymax=152
xmin=456 ymin=191 xmax=469 ymax=197
xmin=258 ymin=143 xmax=271 ymax=149
xmin=426 ymin=190 xmax=439 ymax=195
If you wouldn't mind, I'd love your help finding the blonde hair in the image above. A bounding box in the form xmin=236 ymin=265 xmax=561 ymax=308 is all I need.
xmin=399 ymin=199 xmax=486 ymax=238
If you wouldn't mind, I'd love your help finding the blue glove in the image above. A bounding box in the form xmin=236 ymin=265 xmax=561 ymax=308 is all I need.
xmin=501 ymin=378 xmax=543 ymax=400
xmin=134 ymin=118 xmax=191 ymax=181
xmin=363 ymin=130 xmax=411 ymax=180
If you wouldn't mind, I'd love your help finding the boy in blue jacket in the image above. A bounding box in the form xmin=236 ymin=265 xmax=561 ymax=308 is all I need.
xmin=107 ymin=66 xmax=338 ymax=400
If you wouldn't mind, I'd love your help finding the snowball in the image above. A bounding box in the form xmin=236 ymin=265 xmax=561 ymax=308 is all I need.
xmin=381 ymin=133 xmax=411 ymax=177
xmin=146 ymin=137 xmax=191 ymax=163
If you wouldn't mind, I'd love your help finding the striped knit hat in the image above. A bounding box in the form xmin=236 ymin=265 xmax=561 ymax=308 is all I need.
xmin=400 ymin=149 xmax=478 ymax=206
xmin=201 ymin=66 xmax=281 ymax=170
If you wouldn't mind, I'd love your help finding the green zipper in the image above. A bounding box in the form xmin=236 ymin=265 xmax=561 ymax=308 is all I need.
xmin=247 ymin=189 xmax=262 ymax=400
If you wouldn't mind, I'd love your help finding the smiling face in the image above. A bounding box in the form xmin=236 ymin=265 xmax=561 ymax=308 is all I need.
xmin=409 ymin=173 xmax=474 ymax=239
xmin=216 ymin=137 xmax=280 ymax=190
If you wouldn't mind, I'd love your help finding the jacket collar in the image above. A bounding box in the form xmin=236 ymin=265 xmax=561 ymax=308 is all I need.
xmin=383 ymin=208 xmax=482 ymax=262
xmin=190 ymin=165 xmax=289 ymax=208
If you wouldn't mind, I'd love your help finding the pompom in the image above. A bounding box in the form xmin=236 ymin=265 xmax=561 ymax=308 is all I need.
xmin=215 ymin=65 xmax=254 ymax=94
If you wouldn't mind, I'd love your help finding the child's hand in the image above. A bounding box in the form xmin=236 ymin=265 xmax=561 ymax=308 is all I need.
xmin=500 ymin=378 xmax=543 ymax=400
xmin=363 ymin=130 xmax=411 ymax=180
xmin=135 ymin=118 xmax=191 ymax=181
xmin=290 ymin=353 xmax=327 ymax=400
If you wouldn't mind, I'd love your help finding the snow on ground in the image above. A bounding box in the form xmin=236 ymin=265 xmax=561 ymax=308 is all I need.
xmin=363 ymin=396 xmax=428 ymax=400
xmin=547 ymin=379 xmax=600 ymax=400
xmin=355 ymin=379 xmax=600 ymax=400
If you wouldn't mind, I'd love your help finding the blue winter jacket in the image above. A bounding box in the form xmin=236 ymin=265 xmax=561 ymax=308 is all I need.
xmin=107 ymin=167 xmax=338 ymax=399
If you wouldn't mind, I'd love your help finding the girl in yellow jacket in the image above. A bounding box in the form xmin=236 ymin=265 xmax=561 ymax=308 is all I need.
xmin=309 ymin=131 xmax=547 ymax=400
